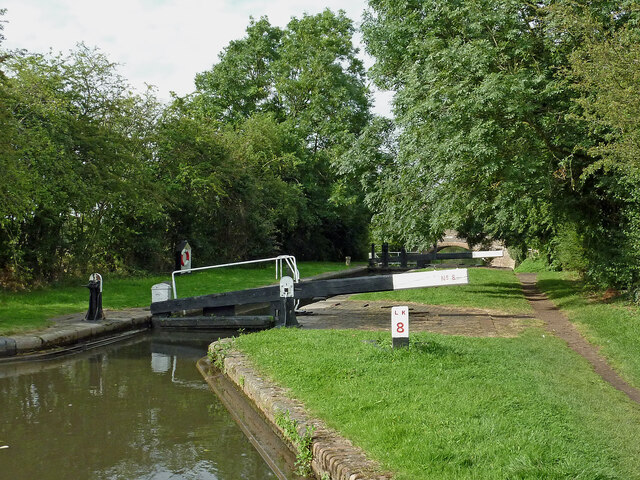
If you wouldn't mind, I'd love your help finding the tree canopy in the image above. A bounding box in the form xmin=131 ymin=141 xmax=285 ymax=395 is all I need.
xmin=358 ymin=0 xmax=640 ymax=289
xmin=2 ymin=3 xmax=640 ymax=292
xmin=0 ymin=9 xmax=373 ymax=288
xmin=186 ymin=9 xmax=372 ymax=261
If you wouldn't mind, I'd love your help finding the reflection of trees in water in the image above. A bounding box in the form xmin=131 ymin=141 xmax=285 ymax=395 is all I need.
xmin=0 ymin=335 xmax=275 ymax=479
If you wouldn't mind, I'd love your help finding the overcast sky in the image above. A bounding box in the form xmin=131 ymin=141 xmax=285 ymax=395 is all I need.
xmin=1 ymin=0 xmax=393 ymax=116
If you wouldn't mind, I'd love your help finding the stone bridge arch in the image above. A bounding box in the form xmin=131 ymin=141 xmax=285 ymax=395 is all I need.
xmin=430 ymin=230 xmax=515 ymax=269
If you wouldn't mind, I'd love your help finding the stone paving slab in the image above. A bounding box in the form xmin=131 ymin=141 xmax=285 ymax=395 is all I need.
xmin=0 ymin=308 xmax=151 ymax=359
xmin=297 ymin=295 xmax=539 ymax=337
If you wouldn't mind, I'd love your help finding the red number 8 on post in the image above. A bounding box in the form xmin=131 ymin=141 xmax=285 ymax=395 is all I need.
xmin=391 ymin=306 xmax=409 ymax=338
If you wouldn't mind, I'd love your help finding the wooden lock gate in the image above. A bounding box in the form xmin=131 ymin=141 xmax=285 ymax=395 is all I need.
xmin=150 ymin=269 xmax=469 ymax=330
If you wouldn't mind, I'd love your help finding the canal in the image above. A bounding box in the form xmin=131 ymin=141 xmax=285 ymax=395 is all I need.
xmin=0 ymin=331 xmax=277 ymax=479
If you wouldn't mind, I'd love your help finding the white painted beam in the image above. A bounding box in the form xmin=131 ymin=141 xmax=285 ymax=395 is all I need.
xmin=392 ymin=269 xmax=469 ymax=290
xmin=471 ymin=250 xmax=503 ymax=258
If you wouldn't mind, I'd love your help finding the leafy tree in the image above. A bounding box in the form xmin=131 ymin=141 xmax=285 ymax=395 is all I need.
xmin=561 ymin=4 xmax=640 ymax=286
xmin=155 ymin=104 xmax=285 ymax=263
xmin=194 ymin=17 xmax=283 ymax=122
xmin=273 ymin=9 xmax=370 ymax=152
xmin=189 ymin=9 xmax=372 ymax=260
xmin=0 ymin=44 xmax=162 ymax=284
xmin=360 ymin=0 xmax=640 ymax=288
xmin=0 ymin=9 xmax=35 ymax=284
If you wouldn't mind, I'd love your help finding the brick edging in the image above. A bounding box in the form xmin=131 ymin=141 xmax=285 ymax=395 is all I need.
xmin=209 ymin=339 xmax=393 ymax=480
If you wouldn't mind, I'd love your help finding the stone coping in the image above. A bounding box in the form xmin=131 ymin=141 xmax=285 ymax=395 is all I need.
xmin=0 ymin=308 xmax=151 ymax=359
xmin=0 ymin=265 xmax=366 ymax=359
xmin=208 ymin=338 xmax=393 ymax=480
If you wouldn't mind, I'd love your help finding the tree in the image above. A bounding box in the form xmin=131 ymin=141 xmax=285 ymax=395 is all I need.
xmin=561 ymin=4 xmax=640 ymax=286
xmin=1 ymin=44 xmax=163 ymax=284
xmin=273 ymin=9 xmax=370 ymax=152
xmin=360 ymin=0 xmax=640 ymax=287
xmin=189 ymin=9 xmax=372 ymax=260
xmin=193 ymin=17 xmax=283 ymax=123
xmin=0 ymin=9 xmax=35 ymax=286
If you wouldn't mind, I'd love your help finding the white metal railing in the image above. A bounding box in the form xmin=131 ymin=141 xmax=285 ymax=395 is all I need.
xmin=170 ymin=255 xmax=299 ymax=299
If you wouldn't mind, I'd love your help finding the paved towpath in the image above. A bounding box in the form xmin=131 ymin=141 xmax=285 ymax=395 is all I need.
xmin=0 ymin=308 xmax=150 ymax=359
xmin=298 ymin=295 xmax=538 ymax=337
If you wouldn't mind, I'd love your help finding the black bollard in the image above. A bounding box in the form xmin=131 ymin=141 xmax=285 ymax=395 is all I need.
xmin=400 ymin=246 xmax=408 ymax=268
xmin=85 ymin=273 xmax=104 ymax=321
xmin=382 ymin=243 xmax=389 ymax=268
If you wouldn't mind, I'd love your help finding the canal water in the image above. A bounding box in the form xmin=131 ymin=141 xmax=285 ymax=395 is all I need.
xmin=0 ymin=332 xmax=277 ymax=480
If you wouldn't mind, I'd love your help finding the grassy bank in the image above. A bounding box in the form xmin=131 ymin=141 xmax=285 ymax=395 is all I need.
xmin=353 ymin=268 xmax=532 ymax=314
xmin=535 ymin=271 xmax=640 ymax=390
xmin=234 ymin=328 xmax=640 ymax=480
xmin=0 ymin=261 xmax=358 ymax=335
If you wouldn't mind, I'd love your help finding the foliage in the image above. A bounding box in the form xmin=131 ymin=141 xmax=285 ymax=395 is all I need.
xmin=358 ymin=0 xmax=640 ymax=289
xmin=274 ymin=409 xmax=316 ymax=477
xmin=561 ymin=3 xmax=640 ymax=288
xmin=237 ymin=328 xmax=640 ymax=479
xmin=189 ymin=9 xmax=372 ymax=260
xmin=0 ymin=44 xmax=163 ymax=285
xmin=208 ymin=339 xmax=233 ymax=372
xmin=0 ymin=9 xmax=374 ymax=289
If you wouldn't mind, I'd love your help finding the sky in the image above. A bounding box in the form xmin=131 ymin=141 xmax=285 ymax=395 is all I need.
xmin=1 ymin=0 xmax=394 ymax=116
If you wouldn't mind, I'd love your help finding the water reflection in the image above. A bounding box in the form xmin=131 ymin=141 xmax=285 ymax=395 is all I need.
xmin=0 ymin=332 xmax=276 ymax=480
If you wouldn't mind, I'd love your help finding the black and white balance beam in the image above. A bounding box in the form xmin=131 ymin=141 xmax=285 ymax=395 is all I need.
xmin=150 ymin=268 xmax=469 ymax=319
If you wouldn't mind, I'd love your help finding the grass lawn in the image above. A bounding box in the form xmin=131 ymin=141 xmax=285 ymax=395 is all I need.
xmin=353 ymin=267 xmax=532 ymax=314
xmin=536 ymin=271 xmax=640 ymax=390
xmin=0 ymin=261 xmax=358 ymax=335
xmin=234 ymin=328 xmax=640 ymax=480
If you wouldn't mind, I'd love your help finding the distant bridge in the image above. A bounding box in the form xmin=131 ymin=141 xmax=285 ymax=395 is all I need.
xmin=431 ymin=230 xmax=515 ymax=269
xmin=370 ymin=230 xmax=515 ymax=269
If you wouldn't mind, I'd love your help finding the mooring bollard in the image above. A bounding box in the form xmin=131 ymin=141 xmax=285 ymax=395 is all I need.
xmin=392 ymin=306 xmax=409 ymax=348
xmin=85 ymin=273 xmax=104 ymax=321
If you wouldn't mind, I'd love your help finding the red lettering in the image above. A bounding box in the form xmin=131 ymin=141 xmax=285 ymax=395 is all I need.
xmin=396 ymin=322 xmax=405 ymax=334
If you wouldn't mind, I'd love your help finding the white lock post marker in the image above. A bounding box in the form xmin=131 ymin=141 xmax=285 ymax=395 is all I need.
xmin=392 ymin=306 xmax=409 ymax=348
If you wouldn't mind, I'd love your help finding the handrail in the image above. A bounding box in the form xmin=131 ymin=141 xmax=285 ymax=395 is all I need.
xmin=171 ymin=255 xmax=299 ymax=299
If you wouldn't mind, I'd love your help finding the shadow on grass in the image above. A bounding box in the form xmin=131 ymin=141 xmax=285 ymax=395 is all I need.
xmin=409 ymin=340 xmax=463 ymax=357
xmin=463 ymin=284 xmax=529 ymax=302
xmin=471 ymin=283 xmax=526 ymax=292
xmin=369 ymin=338 xmax=463 ymax=358
xmin=533 ymin=277 xmax=591 ymax=311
